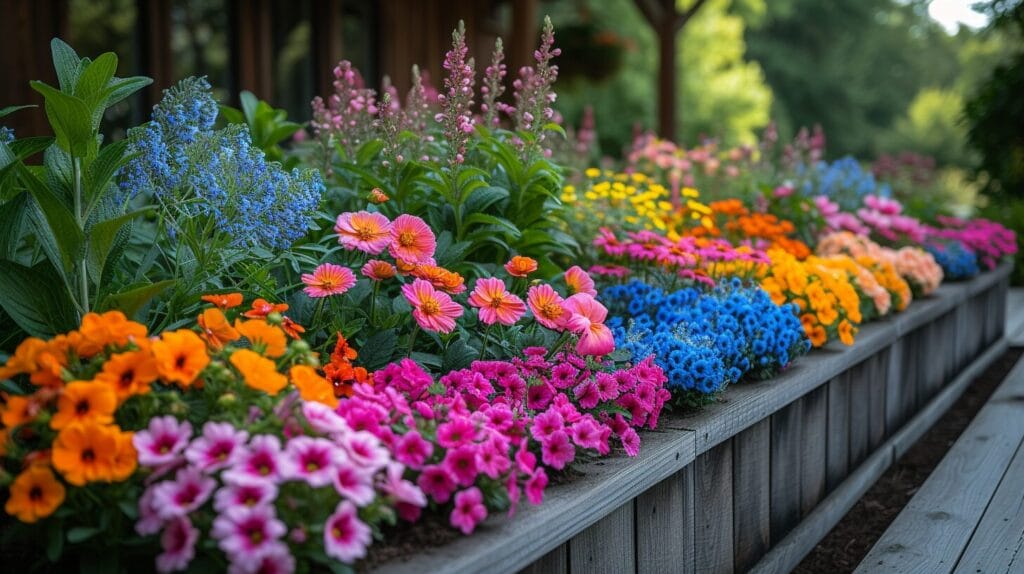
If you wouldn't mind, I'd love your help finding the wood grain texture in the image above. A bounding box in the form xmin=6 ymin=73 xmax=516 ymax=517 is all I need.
xmin=636 ymin=469 xmax=691 ymax=574
xmin=847 ymin=360 xmax=871 ymax=469
xmin=1006 ymin=288 xmax=1024 ymax=346
xmin=826 ymin=373 xmax=851 ymax=491
xmin=694 ymin=441 xmax=734 ymax=574
xmin=771 ymin=401 xmax=803 ymax=544
xmin=733 ymin=419 xmax=771 ymax=572
xmin=884 ymin=338 xmax=905 ymax=434
xmin=954 ymin=441 xmax=1024 ymax=574
xmin=856 ymin=357 xmax=1024 ymax=574
xmin=569 ymin=503 xmax=635 ymax=574
xmin=518 ymin=544 xmax=567 ymax=574
xmin=800 ymin=386 xmax=828 ymax=516
xmin=867 ymin=349 xmax=888 ymax=449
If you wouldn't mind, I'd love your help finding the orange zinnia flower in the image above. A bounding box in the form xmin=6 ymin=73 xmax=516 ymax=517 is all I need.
xmin=0 ymin=337 xmax=47 ymax=380
xmin=151 ymin=330 xmax=210 ymax=388
xmin=411 ymin=264 xmax=466 ymax=294
xmin=52 ymin=422 xmax=119 ymax=486
xmin=230 ymin=349 xmax=288 ymax=396
xmin=201 ymin=292 xmax=244 ymax=309
xmin=280 ymin=316 xmax=306 ymax=340
xmin=77 ymin=311 xmax=148 ymax=357
xmin=361 ymin=260 xmax=397 ymax=281
xmin=234 ymin=320 xmax=287 ymax=358
xmin=198 ymin=308 xmax=241 ymax=350
xmin=4 ymin=466 xmax=66 ymax=523
xmin=243 ymin=298 xmax=289 ymax=319
xmin=290 ymin=365 xmax=339 ymax=408
xmin=504 ymin=256 xmax=539 ymax=278
xmin=95 ymin=349 xmax=158 ymax=403
xmin=51 ymin=381 xmax=117 ymax=430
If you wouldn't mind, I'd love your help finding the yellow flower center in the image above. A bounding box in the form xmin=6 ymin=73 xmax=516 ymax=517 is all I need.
xmin=399 ymin=231 xmax=417 ymax=247
xmin=420 ymin=298 xmax=441 ymax=316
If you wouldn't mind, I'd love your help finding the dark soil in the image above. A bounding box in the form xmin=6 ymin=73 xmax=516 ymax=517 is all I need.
xmin=794 ymin=347 xmax=1024 ymax=573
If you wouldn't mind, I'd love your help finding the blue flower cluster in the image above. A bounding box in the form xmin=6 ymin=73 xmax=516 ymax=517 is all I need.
xmin=801 ymin=156 xmax=891 ymax=210
xmin=926 ymin=241 xmax=979 ymax=280
xmin=604 ymin=279 xmax=809 ymax=398
xmin=0 ymin=126 xmax=14 ymax=145
xmin=120 ymin=77 xmax=323 ymax=250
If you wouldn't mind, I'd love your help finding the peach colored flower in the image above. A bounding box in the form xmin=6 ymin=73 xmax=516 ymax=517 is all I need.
xmin=564 ymin=266 xmax=597 ymax=296
xmin=303 ymin=263 xmax=356 ymax=298
xmin=468 ymin=278 xmax=526 ymax=326
xmin=389 ymin=214 xmax=436 ymax=264
xmin=504 ymin=256 xmax=538 ymax=278
xmin=527 ymin=284 xmax=567 ymax=330
xmin=362 ymin=260 xmax=397 ymax=281
xmin=335 ymin=211 xmax=392 ymax=254
xmin=562 ymin=293 xmax=615 ymax=356
xmin=401 ymin=279 xmax=463 ymax=333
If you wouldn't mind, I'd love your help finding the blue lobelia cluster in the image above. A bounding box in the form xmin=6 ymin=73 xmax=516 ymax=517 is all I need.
xmin=120 ymin=77 xmax=323 ymax=250
xmin=604 ymin=278 xmax=809 ymax=404
xmin=800 ymin=156 xmax=891 ymax=211
xmin=926 ymin=241 xmax=979 ymax=280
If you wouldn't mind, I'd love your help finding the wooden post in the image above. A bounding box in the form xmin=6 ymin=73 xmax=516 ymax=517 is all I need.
xmin=0 ymin=0 xmax=68 ymax=137
xmin=137 ymin=0 xmax=172 ymax=112
xmin=232 ymin=0 xmax=273 ymax=101
xmin=312 ymin=0 xmax=344 ymax=99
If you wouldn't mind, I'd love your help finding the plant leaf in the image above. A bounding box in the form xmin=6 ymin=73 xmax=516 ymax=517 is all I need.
xmin=0 ymin=105 xmax=37 ymax=119
xmin=99 ymin=280 xmax=174 ymax=318
xmin=29 ymin=81 xmax=93 ymax=157
xmin=0 ymin=192 xmax=29 ymax=259
xmin=358 ymin=329 xmax=398 ymax=371
xmin=86 ymin=208 xmax=151 ymax=286
xmin=18 ymin=165 xmax=83 ymax=274
xmin=50 ymin=38 xmax=83 ymax=92
xmin=0 ymin=260 xmax=78 ymax=337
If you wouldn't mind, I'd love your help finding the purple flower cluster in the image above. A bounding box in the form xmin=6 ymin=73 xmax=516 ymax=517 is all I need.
xmin=929 ymin=215 xmax=1017 ymax=270
xmin=311 ymin=61 xmax=379 ymax=158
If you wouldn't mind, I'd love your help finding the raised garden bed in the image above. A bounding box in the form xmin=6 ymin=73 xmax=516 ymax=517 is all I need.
xmin=374 ymin=263 xmax=1011 ymax=574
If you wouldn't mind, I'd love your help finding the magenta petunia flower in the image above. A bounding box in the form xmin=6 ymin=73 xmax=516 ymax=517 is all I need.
xmin=529 ymin=409 xmax=563 ymax=442
xmin=136 ymin=485 xmax=165 ymax=536
xmin=569 ymin=418 xmax=604 ymax=450
xmin=574 ymin=380 xmax=600 ymax=409
xmin=213 ymin=480 xmax=278 ymax=513
xmin=442 ymin=444 xmax=480 ymax=487
xmin=134 ymin=415 xmax=193 ymax=468
xmin=417 ymin=465 xmax=457 ymax=503
xmin=302 ymin=263 xmax=356 ymax=298
xmin=380 ymin=462 xmax=427 ymax=508
xmin=335 ymin=211 xmax=392 ymax=254
xmin=450 ymin=487 xmax=488 ymax=535
xmin=153 ymin=467 xmax=217 ymax=520
xmin=436 ymin=416 xmax=476 ymax=449
xmin=301 ymin=401 xmax=350 ymax=436
xmin=477 ymin=437 xmax=512 ymax=479
xmin=324 ymin=501 xmax=372 ymax=563
xmin=211 ymin=505 xmax=287 ymax=562
xmin=331 ymin=464 xmax=376 ymax=506
xmin=540 ymin=430 xmax=575 ymax=470
xmin=185 ymin=422 xmax=249 ymax=472
xmin=394 ymin=431 xmax=433 ymax=469
xmin=282 ymin=437 xmax=343 ymax=487
xmin=223 ymin=435 xmax=285 ymax=485
xmin=620 ymin=427 xmax=641 ymax=457
xmin=226 ymin=542 xmax=294 ymax=574
xmin=525 ymin=468 xmax=548 ymax=505
xmin=156 ymin=516 xmax=198 ymax=573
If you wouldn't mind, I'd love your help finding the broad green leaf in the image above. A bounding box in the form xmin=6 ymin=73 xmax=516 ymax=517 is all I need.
xmin=101 ymin=76 xmax=152 ymax=110
xmin=240 ymin=91 xmax=259 ymax=126
xmin=0 ymin=192 xmax=29 ymax=259
xmin=542 ymin=122 xmax=567 ymax=138
xmin=75 ymin=52 xmax=117 ymax=100
xmin=463 ymin=213 xmax=522 ymax=238
xmin=29 ymin=81 xmax=93 ymax=157
xmin=66 ymin=526 xmax=100 ymax=543
xmin=100 ymin=280 xmax=174 ymax=318
xmin=0 ymin=105 xmax=37 ymax=119
xmin=356 ymin=139 xmax=385 ymax=165
xmin=50 ymin=38 xmax=83 ymax=92
xmin=464 ymin=185 xmax=509 ymax=213
xmin=18 ymin=165 xmax=83 ymax=274
xmin=267 ymin=123 xmax=302 ymax=146
xmin=7 ymin=136 xmax=54 ymax=162
xmin=86 ymin=208 xmax=151 ymax=286
xmin=0 ymin=260 xmax=78 ymax=337
xmin=442 ymin=339 xmax=477 ymax=371
xmin=358 ymin=329 xmax=398 ymax=371
xmin=84 ymin=138 xmax=132 ymax=214
xmin=219 ymin=104 xmax=244 ymax=124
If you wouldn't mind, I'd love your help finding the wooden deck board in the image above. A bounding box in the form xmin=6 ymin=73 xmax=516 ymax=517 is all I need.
xmin=1007 ymin=288 xmax=1024 ymax=346
xmin=954 ymin=441 xmax=1024 ymax=574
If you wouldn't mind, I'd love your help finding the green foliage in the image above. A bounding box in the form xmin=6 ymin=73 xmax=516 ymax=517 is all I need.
xmin=883 ymin=88 xmax=973 ymax=167
xmin=220 ymin=90 xmax=302 ymax=168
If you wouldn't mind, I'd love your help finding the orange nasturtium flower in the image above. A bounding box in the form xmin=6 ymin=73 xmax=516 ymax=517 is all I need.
xmin=280 ymin=316 xmax=305 ymax=340
xmin=4 ymin=466 xmax=66 ymax=523
xmin=234 ymin=320 xmax=287 ymax=358
xmin=230 ymin=349 xmax=288 ymax=396
xmin=201 ymin=292 xmax=244 ymax=309
xmin=504 ymin=256 xmax=539 ymax=278
xmin=151 ymin=330 xmax=211 ymax=388
xmin=94 ymin=348 xmax=159 ymax=402
xmin=52 ymin=422 xmax=121 ymax=486
xmin=50 ymin=381 xmax=118 ymax=430
xmin=243 ymin=298 xmax=289 ymax=320
xmin=198 ymin=308 xmax=241 ymax=350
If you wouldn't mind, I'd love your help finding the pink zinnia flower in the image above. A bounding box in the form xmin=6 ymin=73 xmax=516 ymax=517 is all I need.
xmin=525 ymin=468 xmax=548 ymax=505
xmin=361 ymin=259 xmax=397 ymax=281
xmin=324 ymin=501 xmax=372 ymax=563
xmin=156 ymin=516 xmax=198 ymax=573
xmin=332 ymin=464 xmax=376 ymax=506
xmin=468 ymin=277 xmax=526 ymax=326
xmin=302 ymin=263 xmax=356 ymax=298
xmin=418 ymin=465 xmax=457 ymax=503
xmin=282 ymin=437 xmax=342 ymax=487
xmin=402 ymin=279 xmax=463 ymax=333
xmin=389 ymin=214 xmax=436 ymax=263
xmin=562 ymin=293 xmax=615 ymax=356
xmin=564 ymin=265 xmax=597 ymax=296
xmin=541 ymin=430 xmax=576 ymax=470
xmin=450 ymin=487 xmax=488 ymax=535
xmin=335 ymin=211 xmax=392 ymax=254
xmin=153 ymin=467 xmax=217 ymax=519
xmin=211 ymin=505 xmax=287 ymax=562
xmin=134 ymin=415 xmax=192 ymax=468
xmin=223 ymin=435 xmax=285 ymax=484
xmin=526 ymin=284 xmax=568 ymax=330
xmin=185 ymin=421 xmax=248 ymax=472
xmin=214 ymin=480 xmax=278 ymax=513
xmin=395 ymin=431 xmax=433 ymax=469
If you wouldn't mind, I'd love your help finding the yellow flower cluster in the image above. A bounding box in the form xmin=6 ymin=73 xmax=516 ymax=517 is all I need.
xmin=759 ymin=250 xmax=863 ymax=348
xmin=563 ymin=168 xmax=713 ymax=239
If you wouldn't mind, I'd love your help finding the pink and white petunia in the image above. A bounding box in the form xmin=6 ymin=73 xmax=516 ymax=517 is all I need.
xmin=134 ymin=416 xmax=193 ymax=468
xmin=156 ymin=516 xmax=199 ymax=573
xmin=184 ymin=421 xmax=248 ymax=472
xmin=211 ymin=505 xmax=287 ymax=562
xmin=153 ymin=467 xmax=217 ymax=520
xmin=323 ymin=501 xmax=372 ymax=563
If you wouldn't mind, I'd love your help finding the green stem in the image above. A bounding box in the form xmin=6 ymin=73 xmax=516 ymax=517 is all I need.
xmin=480 ymin=323 xmax=494 ymax=359
xmin=369 ymin=282 xmax=380 ymax=326
xmin=545 ymin=330 xmax=573 ymax=361
xmin=407 ymin=324 xmax=420 ymax=357
xmin=73 ymin=157 xmax=89 ymax=315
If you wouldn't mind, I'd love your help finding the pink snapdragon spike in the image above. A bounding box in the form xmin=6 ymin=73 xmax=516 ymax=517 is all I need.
xmin=153 ymin=467 xmax=217 ymax=520
xmin=211 ymin=505 xmax=288 ymax=564
xmin=468 ymin=277 xmax=527 ymax=326
xmin=450 ymin=487 xmax=488 ymax=535
xmin=302 ymin=263 xmax=356 ymax=298
xmin=324 ymin=500 xmax=372 ymax=562
xmin=156 ymin=516 xmax=199 ymax=574
xmin=402 ymin=278 xmax=464 ymax=334
xmin=334 ymin=211 xmax=393 ymax=254
xmin=185 ymin=421 xmax=249 ymax=472
xmin=562 ymin=293 xmax=615 ymax=356
xmin=439 ymin=21 xmax=476 ymax=165
xmin=134 ymin=415 xmax=193 ymax=468
xmin=481 ymin=37 xmax=507 ymax=127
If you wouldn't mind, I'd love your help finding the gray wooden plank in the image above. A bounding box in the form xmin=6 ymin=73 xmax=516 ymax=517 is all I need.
xmin=868 ymin=349 xmax=888 ymax=448
xmin=1006 ymin=288 xmax=1024 ymax=345
xmin=519 ymin=544 xmax=568 ymax=574
xmin=695 ymin=441 xmax=734 ymax=574
xmin=848 ymin=360 xmax=871 ymax=468
xmin=884 ymin=338 xmax=905 ymax=433
xmin=899 ymin=333 xmax=920 ymax=424
xmin=855 ymin=358 xmax=1024 ymax=574
xmin=569 ymin=503 xmax=635 ymax=574
xmin=954 ymin=442 xmax=1024 ymax=574
xmin=827 ymin=372 xmax=851 ymax=491
xmin=801 ymin=385 xmax=828 ymax=516
xmin=771 ymin=401 xmax=803 ymax=544
xmin=733 ymin=419 xmax=771 ymax=572
xmin=636 ymin=469 xmax=688 ymax=574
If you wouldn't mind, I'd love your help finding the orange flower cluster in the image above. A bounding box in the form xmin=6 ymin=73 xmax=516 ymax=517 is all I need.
xmin=692 ymin=200 xmax=812 ymax=259
xmin=816 ymin=232 xmax=927 ymax=301
xmin=322 ymin=334 xmax=371 ymax=400
xmin=409 ymin=264 xmax=466 ymax=294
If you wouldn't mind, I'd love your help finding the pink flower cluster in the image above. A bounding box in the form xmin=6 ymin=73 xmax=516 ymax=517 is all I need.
xmin=817 ymin=231 xmax=942 ymax=297
xmin=339 ymin=350 xmax=668 ymax=535
xmin=929 ymin=215 xmax=1018 ymax=270
xmin=133 ymin=404 xmax=424 ymax=572
xmin=815 ymin=195 xmax=870 ymax=236
xmin=311 ymin=61 xmax=379 ymax=157
xmin=856 ymin=195 xmax=928 ymax=244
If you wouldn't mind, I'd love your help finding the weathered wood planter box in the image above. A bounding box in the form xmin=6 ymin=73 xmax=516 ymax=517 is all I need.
xmin=375 ymin=264 xmax=1012 ymax=574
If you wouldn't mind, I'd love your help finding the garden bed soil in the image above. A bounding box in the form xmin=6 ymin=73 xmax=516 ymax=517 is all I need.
xmin=794 ymin=346 xmax=1024 ymax=573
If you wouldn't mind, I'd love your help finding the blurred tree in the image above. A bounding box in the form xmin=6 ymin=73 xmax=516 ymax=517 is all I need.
xmin=883 ymin=88 xmax=972 ymax=167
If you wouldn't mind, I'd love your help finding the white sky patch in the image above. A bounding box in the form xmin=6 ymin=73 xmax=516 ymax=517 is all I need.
xmin=928 ymin=0 xmax=990 ymax=33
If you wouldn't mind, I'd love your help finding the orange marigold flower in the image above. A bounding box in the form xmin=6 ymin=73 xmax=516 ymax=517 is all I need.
xmin=838 ymin=319 xmax=856 ymax=346
xmin=290 ymin=365 xmax=339 ymax=408
xmin=95 ymin=349 xmax=158 ymax=403
xmin=281 ymin=316 xmax=305 ymax=340
xmin=0 ymin=338 xmax=48 ymax=380
xmin=807 ymin=324 xmax=828 ymax=348
xmin=230 ymin=349 xmax=288 ymax=396
xmin=201 ymin=292 xmax=244 ymax=309
xmin=151 ymin=330 xmax=210 ymax=388
xmin=4 ymin=466 xmax=66 ymax=523
xmin=198 ymin=308 xmax=241 ymax=350
xmin=234 ymin=320 xmax=287 ymax=358
xmin=77 ymin=311 xmax=148 ymax=357
xmin=504 ymin=256 xmax=539 ymax=278
xmin=243 ymin=298 xmax=289 ymax=319
xmin=52 ymin=422 xmax=119 ymax=486
xmin=51 ymin=381 xmax=117 ymax=430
